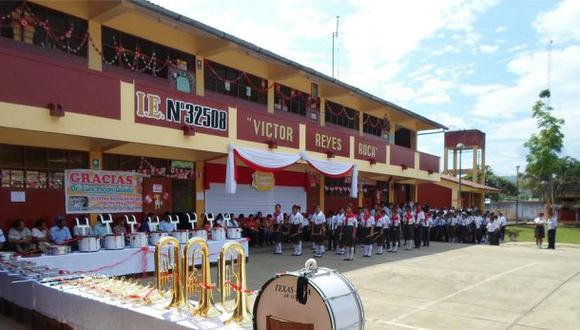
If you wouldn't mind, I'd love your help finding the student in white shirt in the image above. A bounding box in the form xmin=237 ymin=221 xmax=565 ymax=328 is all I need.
xmin=486 ymin=215 xmax=499 ymax=246
xmin=498 ymin=212 xmax=507 ymax=242
xmin=31 ymin=219 xmax=50 ymax=253
xmin=533 ymin=211 xmax=546 ymax=248
xmin=310 ymin=205 xmax=326 ymax=258
xmin=374 ymin=210 xmax=389 ymax=255
xmin=289 ymin=205 xmax=304 ymax=256
xmin=272 ymin=204 xmax=284 ymax=255
xmin=545 ymin=206 xmax=558 ymax=250
xmin=334 ymin=208 xmax=346 ymax=255
xmin=360 ymin=209 xmax=375 ymax=257
xmin=341 ymin=205 xmax=358 ymax=261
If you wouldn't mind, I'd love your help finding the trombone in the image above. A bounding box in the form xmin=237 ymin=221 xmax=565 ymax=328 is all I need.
xmin=154 ymin=236 xmax=186 ymax=309
xmin=218 ymin=241 xmax=252 ymax=327
xmin=184 ymin=237 xmax=221 ymax=317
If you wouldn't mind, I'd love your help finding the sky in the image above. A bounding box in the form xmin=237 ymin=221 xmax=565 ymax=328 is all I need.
xmin=150 ymin=0 xmax=580 ymax=176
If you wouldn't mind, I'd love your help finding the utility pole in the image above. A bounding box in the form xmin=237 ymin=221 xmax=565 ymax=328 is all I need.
xmin=515 ymin=165 xmax=520 ymax=224
xmin=457 ymin=143 xmax=464 ymax=208
xmin=331 ymin=16 xmax=340 ymax=78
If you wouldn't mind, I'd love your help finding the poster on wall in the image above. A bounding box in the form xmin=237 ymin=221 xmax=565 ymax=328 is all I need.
xmin=64 ymin=169 xmax=143 ymax=214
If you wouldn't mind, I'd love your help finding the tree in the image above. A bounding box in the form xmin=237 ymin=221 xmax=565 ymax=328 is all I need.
xmin=523 ymin=89 xmax=565 ymax=203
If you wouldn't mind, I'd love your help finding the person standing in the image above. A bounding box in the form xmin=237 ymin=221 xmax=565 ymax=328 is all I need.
xmin=420 ymin=206 xmax=431 ymax=247
xmin=289 ymin=205 xmax=304 ymax=256
xmin=498 ymin=212 xmax=507 ymax=242
xmin=361 ymin=209 xmax=375 ymax=257
xmin=486 ymin=215 xmax=499 ymax=246
xmin=341 ymin=205 xmax=358 ymax=261
xmin=474 ymin=212 xmax=483 ymax=244
xmin=390 ymin=206 xmax=401 ymax=252
xmin=403 ymin=206 xmax=414 ymax=250
xmin=272 ymin=204 xmax=284 ymax=254
xmin=326 ymin=211 xmax=337 ymax=252
xmin=533 ymin=212 xmax=545 ymax=249
xmin=335 ymin=208 xmax=346 ymax=255
xmin=374 ymin=210 xmax=388 ymax=255
xmin=310 ymin=205 xmax=326 ymax=258
xmin=546 ymin=206 xmax=557 ymax=250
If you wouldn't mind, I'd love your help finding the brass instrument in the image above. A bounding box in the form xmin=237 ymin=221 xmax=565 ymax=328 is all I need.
xmin=155 ymin=236 xmax=186 ymax=308
xmin=218 ymin=241 xmax=252 ymax=327
xmin=184 ymin=237 xmax=221 ymax=317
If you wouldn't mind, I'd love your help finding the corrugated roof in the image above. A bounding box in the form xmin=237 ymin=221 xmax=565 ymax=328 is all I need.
xmin=130 ymin=0 xmax=447 ymax=130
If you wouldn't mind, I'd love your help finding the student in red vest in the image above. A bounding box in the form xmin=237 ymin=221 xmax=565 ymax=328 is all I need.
xmin=272 ymin=204 xmax=284 ymax=254
xmin=341 ymin=205 xmax=358 ymax=261
xmin=389 ymin=206 xmax=401 ymax=252
xmin=361 ymin=209 xmax=376 ymax=257
xmin=403 ymin=206 xmax=415 ymax=250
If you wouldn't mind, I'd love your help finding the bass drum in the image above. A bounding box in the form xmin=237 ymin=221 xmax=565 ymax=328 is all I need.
xmin=253 ymin=265 xmax=364 ymax=330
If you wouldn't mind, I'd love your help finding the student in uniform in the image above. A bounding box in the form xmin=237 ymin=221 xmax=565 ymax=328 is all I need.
xmin=498 ymin=212 xmax=507 ymax=242
xmin=533 ymin=211 xmax=545 ymax=249
xmin=374 ymin=210 xmax=388 ymax=255
xmin=335 ymin=207 xmax=346 ymax=255
xmin=326 ymin=211 xmax=337 ymax=252
xmin=474 ymin=212 xmax=483 ymax=244
xmin=272 ymin=204 xmax=284 ymax=254
xmin=310 ymin=204 xmax=326 ymax=258
xmin=545 ymin=206 xmax=557 ymax=250
xmin=420 ymin=206 xmax=431 ymax=247
xmin=403 ymin=206 xmax=414 ymax=250
xmin=486 ymin=214 xmax=499 ymax=246
xmin=390 ymin=206 xmax=401 ymax=252
xmin=288 ymin=205 xmax=304 ymax=256
xmin=341 ymin=205 xmax=358 ymax=261
xmin=449 ymin=212 xmax=458 ymax=243
xmin=361 ymin=209 xmax=375 ymax=257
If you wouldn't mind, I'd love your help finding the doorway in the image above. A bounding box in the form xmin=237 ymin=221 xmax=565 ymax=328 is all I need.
xmin=171 ymin=179 xmax=194 ymax=213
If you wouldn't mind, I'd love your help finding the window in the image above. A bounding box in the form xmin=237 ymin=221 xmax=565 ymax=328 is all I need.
xmin=274 ymin=84 xmax=314 ymax=117
xmin=363 ymin=113 xmax=386 ymax=137
xmin=0 ymin=1 xmax=88 ymax=57
xmin=325 ymin=101 xmax=359 ymax=131
xmin=0 ymin=144 xmax=88 ymax=189
xmin=101 ymin=26 xmax=195 ymax=80
xmin=103 ymin=154 xmax=194 ymax=179
xmin=204 ymin=60 xmax=267 ymax=106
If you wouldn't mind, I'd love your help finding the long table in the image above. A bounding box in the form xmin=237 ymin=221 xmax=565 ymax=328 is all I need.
xmin=0 ymin=271 xmax=250 ymax=330
xmin=27 ymin=238 xmax=248 ymax=277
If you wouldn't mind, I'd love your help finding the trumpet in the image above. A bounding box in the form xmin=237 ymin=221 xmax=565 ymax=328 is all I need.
xmin=219 ymin=241 xmax=252 ymax=327
xmin=155 ymin=236 xmax=186 ymax=309
xmin=184 ymin=237 xmax=221 ymax=317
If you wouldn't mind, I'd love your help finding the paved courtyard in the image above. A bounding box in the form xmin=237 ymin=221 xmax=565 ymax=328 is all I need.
xmin=244 ymin=242 xmax=580 ymax=330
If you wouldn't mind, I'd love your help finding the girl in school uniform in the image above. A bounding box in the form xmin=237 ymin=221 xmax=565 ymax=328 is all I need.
xmin=374 ymin=210 xmax=389 ymax=255
xmin=341 ymin=205 xmax=358 ymax=261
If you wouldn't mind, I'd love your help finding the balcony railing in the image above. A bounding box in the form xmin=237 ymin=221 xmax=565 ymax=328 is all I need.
xmin=390 ymin=144 xmax=415 ymax=169
xmin=419 ymin=151 xmax=440 ymax=173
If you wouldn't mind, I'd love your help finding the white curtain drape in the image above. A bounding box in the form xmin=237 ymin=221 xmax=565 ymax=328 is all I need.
xmin=225 ymin=144 xmax=358 ymax=198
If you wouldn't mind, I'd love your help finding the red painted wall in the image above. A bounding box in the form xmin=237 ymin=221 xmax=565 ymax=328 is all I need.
xmin=417 ymin=183 xmax=452 ymax=209
xmin=0 ymin=189 xmax=67 ymax=231
xmin=0 ymin=41 xmax=120 ymax=119
xmin=390 ymin=144 xmax=415 ymax=169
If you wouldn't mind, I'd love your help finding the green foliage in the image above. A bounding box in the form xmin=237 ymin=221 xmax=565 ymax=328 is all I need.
xmin=464 ymin=165 xmax=517 ymax=201
xmin=523 ymin=89 xmax=566 ymax=202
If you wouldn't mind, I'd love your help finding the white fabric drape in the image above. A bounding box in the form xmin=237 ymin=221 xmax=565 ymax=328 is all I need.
xmin=225 ymin=144 xmax=301 ymax=194
xmin=302 ymin=152 xmax=358 ymax=198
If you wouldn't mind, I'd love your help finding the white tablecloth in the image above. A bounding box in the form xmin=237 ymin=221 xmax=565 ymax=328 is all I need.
xmin=0 ymin=271 xmax=250 ymax=330
xmin=27 ymin=239 xmax=248 ymax=277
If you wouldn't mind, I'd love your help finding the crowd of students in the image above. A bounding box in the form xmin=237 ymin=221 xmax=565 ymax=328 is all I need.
xmin=231 ymin=202 xmax=522 ymax=261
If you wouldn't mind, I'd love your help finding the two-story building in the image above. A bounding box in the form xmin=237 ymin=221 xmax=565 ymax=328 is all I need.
xmin=0 ymin=0 xmax=445 ymax=227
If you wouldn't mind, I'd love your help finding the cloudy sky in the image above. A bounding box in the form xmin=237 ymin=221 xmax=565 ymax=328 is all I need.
xmin=151 ymin=0 xmax=580 ymax=176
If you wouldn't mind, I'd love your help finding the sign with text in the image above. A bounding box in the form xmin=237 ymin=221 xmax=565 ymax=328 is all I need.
xmin=64 ymin=169 xmax=143 ymax=214
xmin=306 ymin=126 xmax=350 ymax=157
xmin=354 ymin=136 xmax=387 ymax=163
xmin=237 ymin=109 xmax=299 ymax=148
xmin=252 ymin=171 xmax=275 ymax=191
xmin=134 ymin=84 xmax=228 ymax=137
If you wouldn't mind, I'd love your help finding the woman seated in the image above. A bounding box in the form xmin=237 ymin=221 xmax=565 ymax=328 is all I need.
xmin=8 ymin=219 xmax=36 ymax=253
xmin=31 ymin=219 xmax=50 ymax=253
xmin=113 ymin=218 xmax=127 ymax=235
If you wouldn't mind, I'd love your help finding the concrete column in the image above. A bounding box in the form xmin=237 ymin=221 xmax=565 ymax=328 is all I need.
xmin=358 ymin=183 xmax=364 ymax=208
xmin=319 ymin=98 xmax=326 ymax=127
xmin=453 ymin=149 xmax=458 ymax=177
xmin=88 ymin=151 xmax=103 ymax=225
xmin=195 ymin=162 xmax=205 ymax=229
xmin=415 ymin=184 xmax=419 ymax=204
xmin=267 ymin=80 xmax=275 ymax=114
xmin=481 ymin=147 xmax=486 ymax=185
xmin=195 ymin=56 xmax=205 ymax=96
xmin=319 ymin=175 xmax=325 ymax=212
xmin=472 ymin=146 xmax=478 ymax=183
xmin=388 ymin=181 xmax=395 ymax=204
xmin=358 ymin=111 xmax=363 ymax=136
xmin=443 ymin=148 xmax=449 ymax=174
xmin=88 ymin=21 xmax=102 ymax=72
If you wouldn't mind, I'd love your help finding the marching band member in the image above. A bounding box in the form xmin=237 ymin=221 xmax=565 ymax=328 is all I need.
xmin=272 ymin=204 xmax=284 ymax=254
xmin=403 ymin=206 xmax=414 ymax=250
xmin=335 ymin=207 xmax=346 ymax=255
xmin=374 ymin=210 xmax=388 ymax=255
xmin=361 ymin=209 xmax=375 ymax=257
xmin=389 ymin=206 xmax=401 ymax=252
xmin=289 ymin=205 xmax=304 ymax=256
xmin=341 ymin=205 xmax=357 ymax=261
xmin=310 ymin=204 xmax=326 ymax=258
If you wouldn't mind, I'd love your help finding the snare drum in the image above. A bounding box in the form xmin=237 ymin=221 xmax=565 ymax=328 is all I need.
xmin=211 ymin=228 xmax=226 ymax=241
xmin=79 ymin=236 xmax=100 ymax=252
xmin=47 ymin=245 xmax=71 ymax=256
xmin=129 ymin=232 xmax=148 ymax=248
xmin=253 ymin=264 xmax=365 ymax=330
xmin=227 ymin=227 xmax=242 ymax=239
xmin=148 ymin=232 xmax=168 ymax=246
xmin=193 ymin=230 xmax=207 ymax=240
xmin=103 ymin=234 xmax=125 ymax=250
xmin=170 ymin=230 xmax=189 ymax=244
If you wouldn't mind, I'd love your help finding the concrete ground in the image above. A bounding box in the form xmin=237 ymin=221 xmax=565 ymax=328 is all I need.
xmin=1 ymin=241 xmax=579 ymax=329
